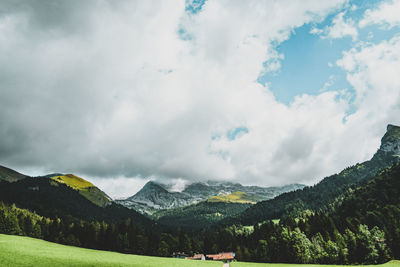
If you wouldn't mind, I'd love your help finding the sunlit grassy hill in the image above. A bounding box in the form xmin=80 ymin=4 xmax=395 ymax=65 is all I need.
xmin=51 ymin=174 xmax=95 ymax=190
xmin=51 ymin=174 xmax=111 ymax=207
xmin=208 ymin=191 xmax=257 ymax=204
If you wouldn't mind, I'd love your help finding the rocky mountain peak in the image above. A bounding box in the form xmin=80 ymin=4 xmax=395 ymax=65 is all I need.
xmin=143 ymin=181 xmax=166 ymax=190
xmin=128 ymin=181 xmax=168 ymax=199
xmin=380 ymin=124 xmax=400 ymax=154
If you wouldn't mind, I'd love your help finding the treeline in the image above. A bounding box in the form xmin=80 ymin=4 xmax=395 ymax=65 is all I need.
xmin=0 ymin=201 xmax=195 ymax=256
xmin=196 ymin=219 xmax=389 ymax=264
xmin=0 ymin=201 xmax=391 ymax=264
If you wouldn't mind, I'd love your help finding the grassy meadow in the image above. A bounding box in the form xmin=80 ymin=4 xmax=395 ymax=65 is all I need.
xmin=1 ymin=234 xmax=400 ymax=267
xmin=207 ymin=191 xmax=257 ymax=204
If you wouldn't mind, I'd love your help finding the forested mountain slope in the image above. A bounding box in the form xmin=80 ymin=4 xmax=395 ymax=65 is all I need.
xmin=155 ymin=201 xmax=252 ymax=229
xmin=195 ymin=163 xmax=400 ymax=264
xmin=222 ymin=124 xmax=400 ymax=226
xmin=0 ymin=176 xmax=150 ymax=226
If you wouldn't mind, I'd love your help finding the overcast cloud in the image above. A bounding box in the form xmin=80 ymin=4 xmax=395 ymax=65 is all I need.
xmin=1 ymin=0 xmax=399 ymax=198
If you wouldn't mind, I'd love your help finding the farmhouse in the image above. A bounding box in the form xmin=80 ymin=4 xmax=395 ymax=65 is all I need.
xmin=185 ymin=253 xmax=206 ymax=260
xmin=206 ymin=252 xmax=235 ymax=263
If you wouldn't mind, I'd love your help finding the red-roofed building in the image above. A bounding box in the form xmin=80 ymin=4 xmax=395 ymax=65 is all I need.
xmin=206 ymin=252 xmax=235 ymax=262
xmin=186 ymin=254 xmax=205 ymax=260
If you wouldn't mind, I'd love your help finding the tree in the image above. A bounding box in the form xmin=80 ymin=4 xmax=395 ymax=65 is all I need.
xmin=325 ymin=240 xmax=340 ymax=264
xmin=311 ymin=233 xmax=328 ymax=264
xmin=2 ymin=211 xmax=22 ymax=235
xmin=290 ymin=228 xmax=313 ymax=263
xmin=256 ymin=240 xmax=269 ymax=262
xmin=23 ymin=216 xmax=33 ymax=236
xmin=158 ymin=241 xmax=170 ymax=257
xmin=355 ymin=224 xmax=379 ymax=264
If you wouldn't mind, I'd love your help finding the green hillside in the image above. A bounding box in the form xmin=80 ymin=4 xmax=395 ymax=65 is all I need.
xmin=154 ymin=192 xmax=257 ymax=228
xmin=0 ymin=234 xmax=219 ymax=267
xmin=1 ymin=234 xmax=399 ymax=267
xmin=155 ymin=201 xmax=252 ymax=229
xmin=222 ymin=125 xmax=400 ymax=226
xmin=208 ymin=191 xmax=257 ymax=204
xmin=51 ymin=174 xmax=112 ymax=207
xmin=0 ymin=177 xmax=150 ymax=225
xmin=51 ymin=174 xmax=95 ymax=190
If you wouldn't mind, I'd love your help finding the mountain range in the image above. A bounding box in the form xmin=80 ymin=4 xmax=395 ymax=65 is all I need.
xmin=1 ymin=124 xmax=399 ymax=230
xmin=116 ymin=180 xmax=305 ymax=215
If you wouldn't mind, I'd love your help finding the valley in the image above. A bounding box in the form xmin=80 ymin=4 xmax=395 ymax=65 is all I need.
xmin=0 ymin=124 xmax=400 ymax=265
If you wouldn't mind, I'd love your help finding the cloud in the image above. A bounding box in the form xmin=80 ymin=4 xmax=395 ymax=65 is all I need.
xmin=359 ymin=0 xmax=400 ymax=29
xmin=1 ymin=0 xmax=399 ymax=198
xmin=311 ymin=11 xmax=358 ymax=41
xmin=90 ymin=176 xmax=150 ymax=200
xmin=337 ymin=35 xmax=400 ymax=123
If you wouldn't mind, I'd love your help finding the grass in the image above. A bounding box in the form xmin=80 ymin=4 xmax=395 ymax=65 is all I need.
xmin=0 ymin=234 xmax=220 ymax=267
xmin=51 ymin=174 xmax=95 ymax=190
xmin=208 ymin=191 xmax=257 ymax=204
xmin=50 ymin=174 xmax=111 ymax=207
xmin=1 ymin=234 xmax=400 ymax=267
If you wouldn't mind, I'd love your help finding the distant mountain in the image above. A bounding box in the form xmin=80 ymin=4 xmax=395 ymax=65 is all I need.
xmin=183 ymin=181 xmax=305 ymax=202
xmin=117 ymin=180 xmax=305 ymax=214
xmin=116 ymin=181 xmax=193 ymax=214
xmin=0 ymin=165 xmax=29 ymax=182
xmin=221 ymin=124 xmax=400 ymax=226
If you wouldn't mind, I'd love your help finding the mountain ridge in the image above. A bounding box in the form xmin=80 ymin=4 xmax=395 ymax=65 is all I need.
xmin=0 ymin=165 xmax=29 ymax=182
xmin=0 ymin=165 xmax=112 ymax=208
xmin=117 ymin=179 xmax=305 ymax=214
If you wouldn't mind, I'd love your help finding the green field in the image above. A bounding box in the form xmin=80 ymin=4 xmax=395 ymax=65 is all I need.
xmin=1 ymin=234 xmax=400 ymax=267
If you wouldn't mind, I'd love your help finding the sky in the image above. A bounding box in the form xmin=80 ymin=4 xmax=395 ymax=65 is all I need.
xmin=1 ymin=0 xmax=400 ymax=199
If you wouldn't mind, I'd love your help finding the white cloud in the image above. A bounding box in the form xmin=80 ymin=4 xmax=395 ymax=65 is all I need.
xmin=310 ymin=27 xmax=324 ymax=35
xmin=311 ymin=11 xmax=358 ymax=41
xmin=321 ymin=75 xmax=335 ymax=92
xmin=1 ymin=0 xmax=400 ymax=198
xmin=90 ymin=176 xmax=150 ymax=200
xmin=359 ymin=0 xmax=400 ymax=29
xmin=337 ymin=35 xmax=400 ymax=117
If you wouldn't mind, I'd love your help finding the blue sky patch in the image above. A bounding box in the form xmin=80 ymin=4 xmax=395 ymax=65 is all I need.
xmin=226 ymin=126 xmax=248 ymax=141
xmin=257 ymin=0 xmax=398 ymax=107
xmin=185 ymin=0 xmax=207 ymax=14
